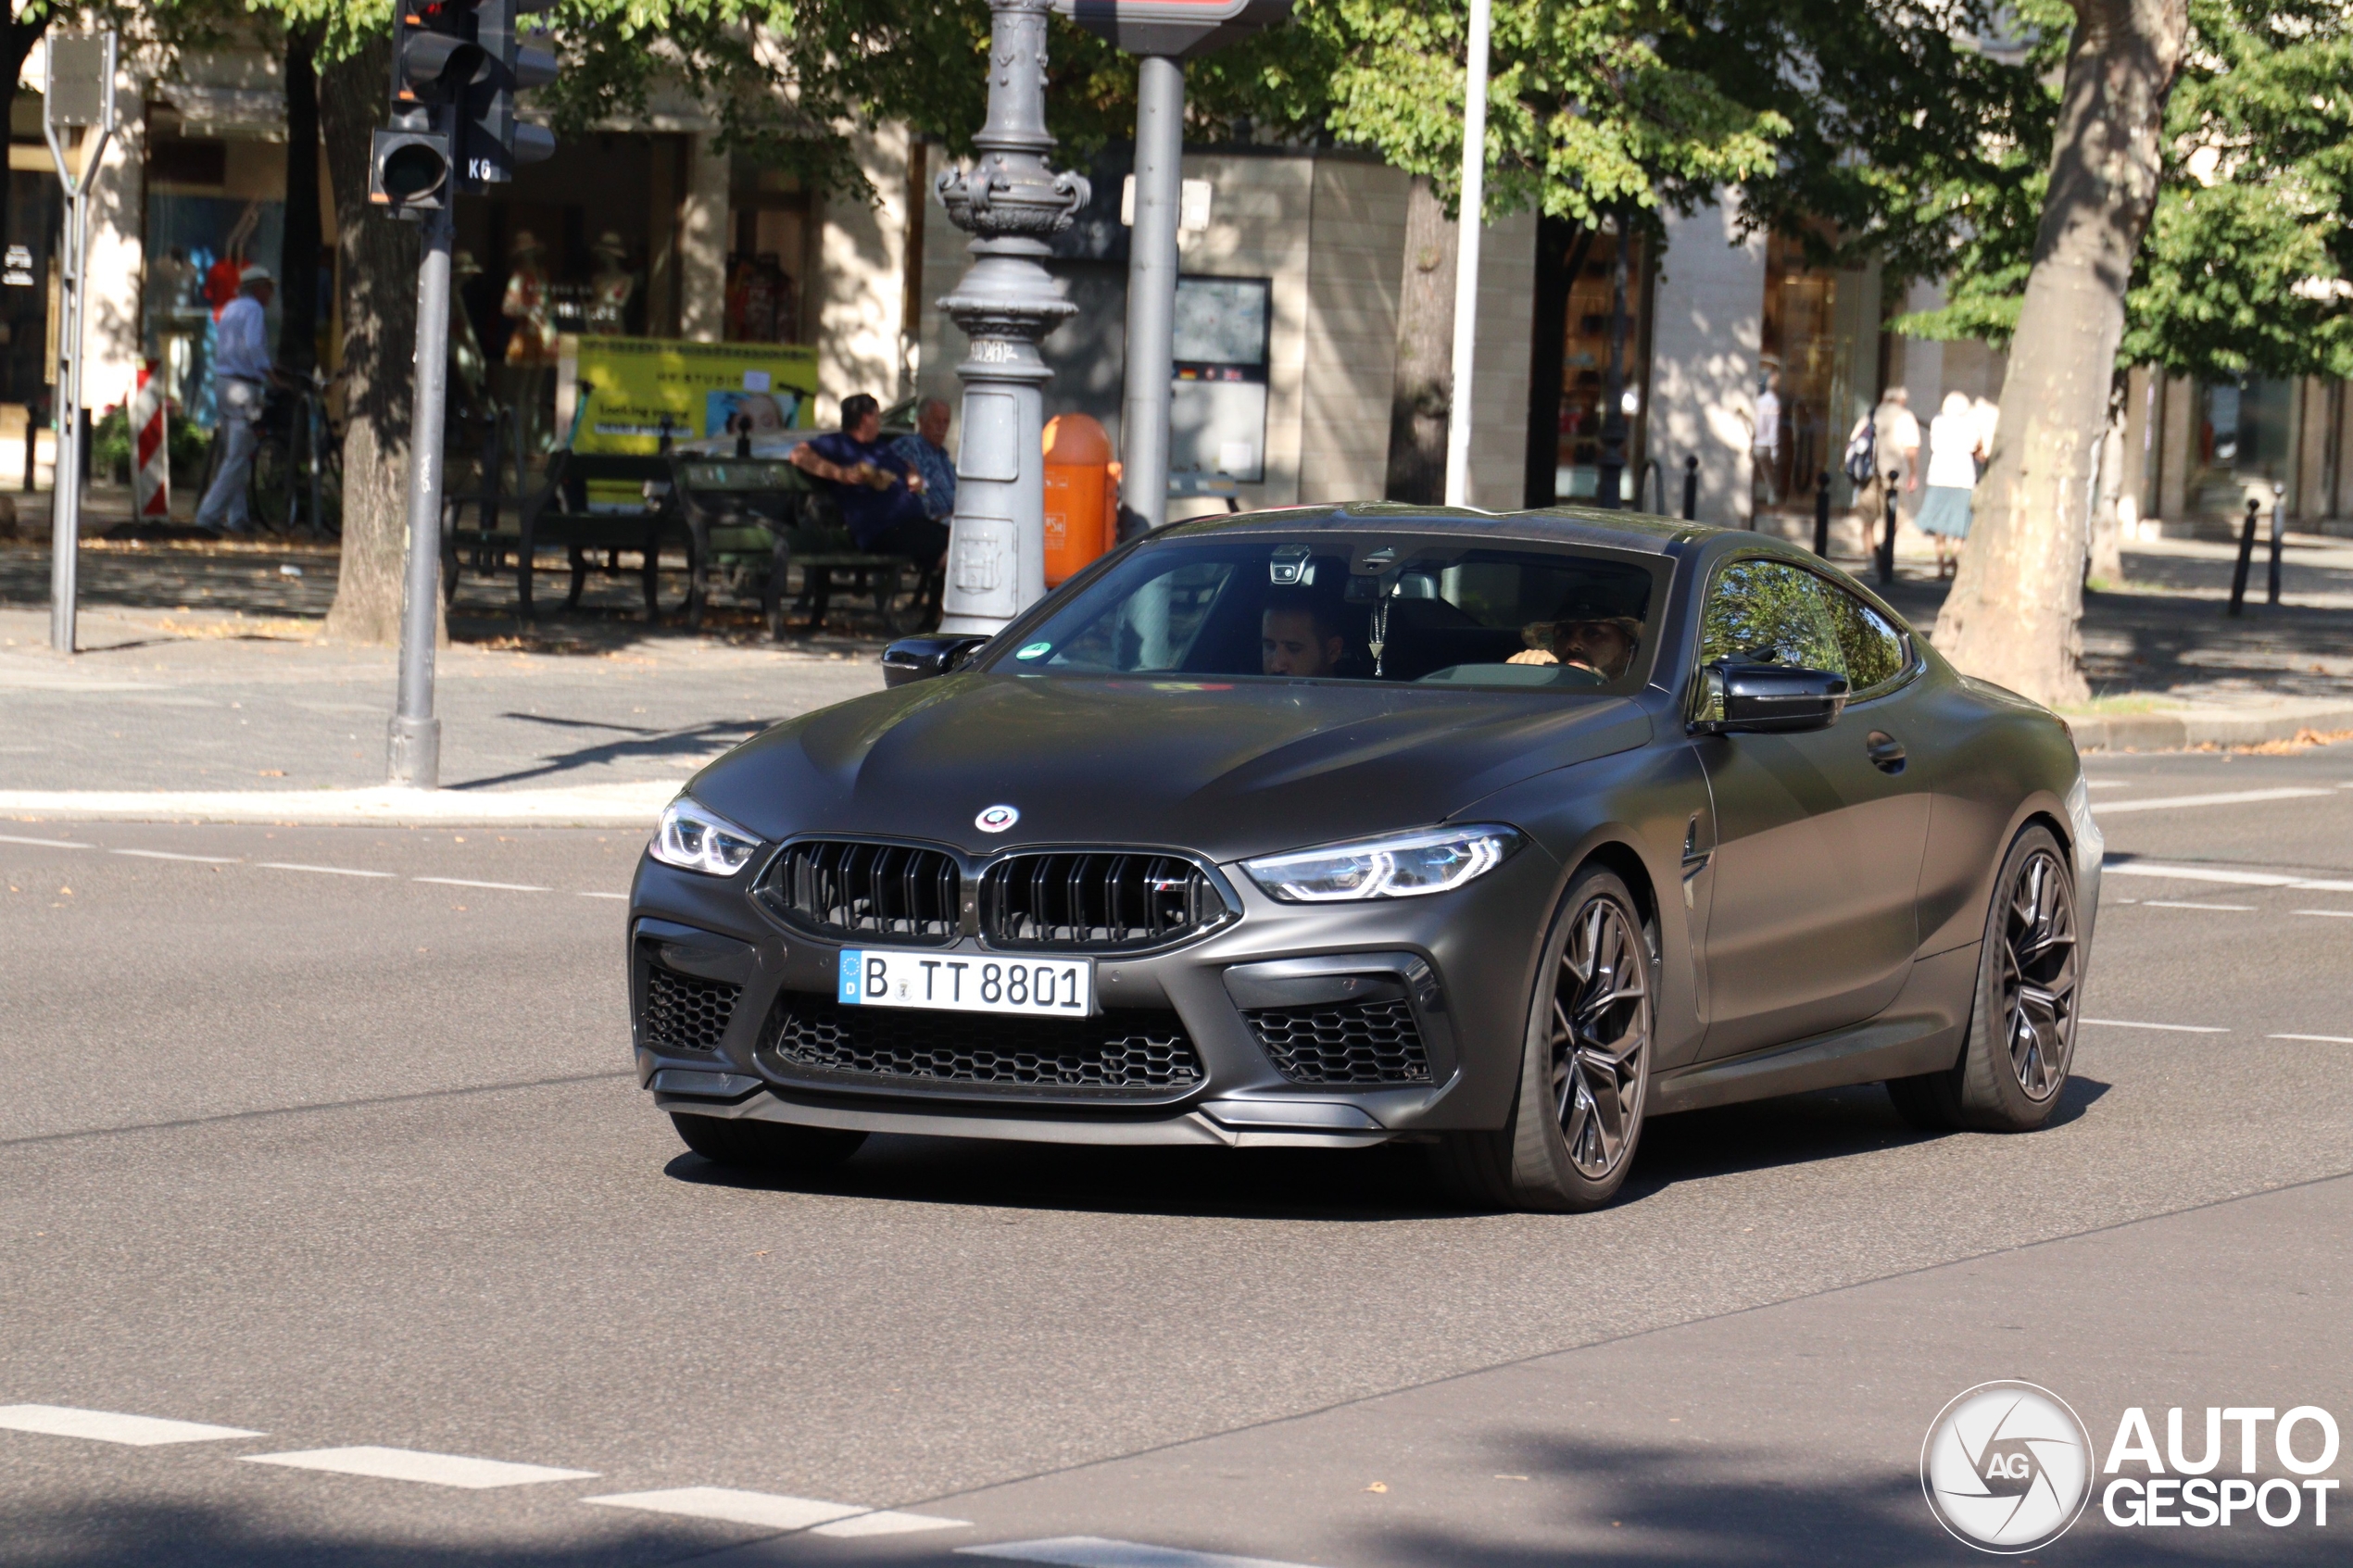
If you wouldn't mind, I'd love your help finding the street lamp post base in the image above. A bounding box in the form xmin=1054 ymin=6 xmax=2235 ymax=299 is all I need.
xmin=387 ymin=714 xmax=442 ymax=789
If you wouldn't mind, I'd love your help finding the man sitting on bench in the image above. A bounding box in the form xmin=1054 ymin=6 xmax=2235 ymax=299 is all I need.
xmin=787 ymin=393 xmax=949 ymax=571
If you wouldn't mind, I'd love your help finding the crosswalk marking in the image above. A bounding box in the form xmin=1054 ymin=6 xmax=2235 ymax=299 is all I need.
xmin=584 ymin=1486 xmax=969 ymax=1536
xmin=0 ymin=1404 xmax=262 ymax=1446
xmin=962 ymin=1538 xmax=1326 ymax=1568
xmin=239 ymin=1446 xmax=597 ymax=1489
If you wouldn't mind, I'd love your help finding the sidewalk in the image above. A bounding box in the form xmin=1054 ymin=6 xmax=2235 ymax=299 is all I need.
xmin=4 ymin=526 xmax=2351 ymax=827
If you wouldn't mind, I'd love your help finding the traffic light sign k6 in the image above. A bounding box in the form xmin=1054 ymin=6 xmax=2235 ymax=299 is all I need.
xmin=370 ymin=0 xmax=558 ymax=216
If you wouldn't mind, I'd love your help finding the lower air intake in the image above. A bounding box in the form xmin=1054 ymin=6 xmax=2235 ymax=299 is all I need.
xmin=763 ymin=992 xmax=1202 ymax=1095
xmin=641 ymin=962 xmax=742 ymax=1053
xmin=1246 ymin=998 xmax=1431 ymax=1085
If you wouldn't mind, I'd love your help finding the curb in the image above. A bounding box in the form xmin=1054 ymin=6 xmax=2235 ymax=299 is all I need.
xmin=0 ymin=783 xmax=677 ymax=828
xmin=2068 ymin=704 xmax=2353 ymax=752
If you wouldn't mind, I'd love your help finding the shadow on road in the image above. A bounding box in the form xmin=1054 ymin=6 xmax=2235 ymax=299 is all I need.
xmin=660 ymin=1078 xmax=2112 ymax=1222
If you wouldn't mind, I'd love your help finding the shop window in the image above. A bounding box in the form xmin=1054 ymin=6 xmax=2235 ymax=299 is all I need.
xmin=1757 ymin=231 xmax=1848 ymax=513
xmin=2193 ymin=379 xmax=2294 ymax=513
xmin=1553 ymin=231 xmax=1646 ymax=503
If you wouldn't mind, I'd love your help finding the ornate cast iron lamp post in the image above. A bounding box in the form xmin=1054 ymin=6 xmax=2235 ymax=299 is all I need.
xmin=934 ymin=0 xmax=1090 ymax=636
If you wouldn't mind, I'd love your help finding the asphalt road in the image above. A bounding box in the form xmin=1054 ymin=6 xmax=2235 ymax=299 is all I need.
xmin=4 ymin=744 xmax=2351 ymax=1566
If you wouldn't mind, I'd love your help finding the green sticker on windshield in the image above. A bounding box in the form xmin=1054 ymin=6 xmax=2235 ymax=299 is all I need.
xmin=1016 ymin=641 xmax=1052 ymax=660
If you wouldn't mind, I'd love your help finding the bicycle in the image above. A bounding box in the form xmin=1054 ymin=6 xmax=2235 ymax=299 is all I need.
xmin=248 ymin=366 xmax=344 ymax=538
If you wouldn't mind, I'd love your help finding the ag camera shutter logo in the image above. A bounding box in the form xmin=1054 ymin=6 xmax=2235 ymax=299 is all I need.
xmin=1922 ymin=1381 xmax=2095 ymax=1552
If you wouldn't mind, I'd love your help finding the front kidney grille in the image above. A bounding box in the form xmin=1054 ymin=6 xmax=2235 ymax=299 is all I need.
xmin=761 ymin=839 xmax=961 ymax=944
xmin=763 ymin=991 xmax=1202 ymax=1096
xmin=640 ymin=961 xmax=742 ymax=1053
xmin=1247 ymin=998 xmax=1431 ymax=1085
xmin=980 ymin=852 xmax=1229 ymax=952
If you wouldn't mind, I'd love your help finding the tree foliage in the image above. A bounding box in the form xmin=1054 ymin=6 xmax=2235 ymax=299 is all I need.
xmin=1900 ymin=0 xmax=2353 ymax=383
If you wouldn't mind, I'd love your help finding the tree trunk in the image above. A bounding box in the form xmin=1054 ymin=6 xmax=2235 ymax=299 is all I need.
xmin=1933 ymin=0 xmax=2187 ymax=705
xmin=277 ymin=24 xmax=323 ymax=380
xmin=318 ymin=35 xmax=421 ymax=646
xmin=1385 ymin=176 xmax=1457 ymax=505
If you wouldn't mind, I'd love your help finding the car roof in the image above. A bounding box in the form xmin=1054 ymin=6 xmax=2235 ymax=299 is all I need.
xmin=1158 ymin=502 xmax=1729 ymax=558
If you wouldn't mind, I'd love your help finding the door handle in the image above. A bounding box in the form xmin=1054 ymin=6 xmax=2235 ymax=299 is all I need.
xmin=1866 ymin=731 xmax=1906 ymax=773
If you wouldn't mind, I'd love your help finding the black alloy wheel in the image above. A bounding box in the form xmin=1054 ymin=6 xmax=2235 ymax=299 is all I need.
xmin=1886 ymin=822 xmax=2080 ymax=1133
xmin=1433 ymin=865 xmax=1655 ymax=1210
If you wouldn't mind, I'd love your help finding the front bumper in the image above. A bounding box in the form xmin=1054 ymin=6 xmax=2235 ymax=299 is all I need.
xmin=626 ymin=838 xmax=1560 ymax=1147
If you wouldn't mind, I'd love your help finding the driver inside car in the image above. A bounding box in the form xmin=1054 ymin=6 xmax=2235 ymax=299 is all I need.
xmin=1261 ymin=592 xmax=1348 ymax=678
xmin=1506 ymin=606 xmax=1642 ymax=681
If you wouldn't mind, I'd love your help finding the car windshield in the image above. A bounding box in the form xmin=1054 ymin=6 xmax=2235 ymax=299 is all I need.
xmin=991 ymin=535 xmax=1662 ymax=692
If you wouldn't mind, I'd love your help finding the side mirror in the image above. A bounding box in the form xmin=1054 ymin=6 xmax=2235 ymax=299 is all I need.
xmin=881 ymin=634 xmax=989 ymax=687
xmin=1691 ymin=661 xmax=1849 ymax=734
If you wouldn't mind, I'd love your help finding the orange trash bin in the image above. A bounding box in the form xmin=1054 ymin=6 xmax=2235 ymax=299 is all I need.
xmin=1043 ymin=413 xmax=1115 ymax=587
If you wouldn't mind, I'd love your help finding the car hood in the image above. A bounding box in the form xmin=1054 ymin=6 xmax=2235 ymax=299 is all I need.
xmin=692 ymin=674 xmax=1653 ymax=862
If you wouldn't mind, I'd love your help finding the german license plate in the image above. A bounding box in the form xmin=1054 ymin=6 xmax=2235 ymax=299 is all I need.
xmin=837 ymin=947 xmax=1096 ymax=1016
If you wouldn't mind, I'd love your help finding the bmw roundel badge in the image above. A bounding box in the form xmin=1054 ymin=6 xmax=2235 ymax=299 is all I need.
xmin=975 ymin=804 xmax=1020 ymax=833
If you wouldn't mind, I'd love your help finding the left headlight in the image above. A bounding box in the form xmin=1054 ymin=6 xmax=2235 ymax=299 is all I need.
xmin=650 ymin=796 xmax=762 ymax=876
xmin=1242 ymin=823 xmax=1522 ymax=903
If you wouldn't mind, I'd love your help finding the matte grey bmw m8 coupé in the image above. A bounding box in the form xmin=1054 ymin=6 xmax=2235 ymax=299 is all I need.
xmin=628 ymin=505 xmax=2099 ymax=1210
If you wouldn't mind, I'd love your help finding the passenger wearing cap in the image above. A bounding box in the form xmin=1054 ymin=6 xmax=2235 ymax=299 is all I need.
xmin=1506 ymin=597 xmax=1642 ymax=681
xmin=195 ymin=264 xmax=281 ymax=536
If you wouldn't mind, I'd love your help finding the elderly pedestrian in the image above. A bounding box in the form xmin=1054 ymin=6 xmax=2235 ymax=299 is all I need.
xmin=1917 ymin=391 xmax=1980 ymax=578
xmin=195 ymin=264 xmax=279 ymax=537
xmin=888 ymin=397 xmax=957 ymax=524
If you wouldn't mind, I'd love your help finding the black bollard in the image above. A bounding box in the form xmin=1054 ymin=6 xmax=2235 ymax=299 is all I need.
xmin=2227 ymin=495 xmax=2259 ymax=617
xmin=1878 ymin=466 xmax=1899 ymax=584
xmin=2268 ymin=483 xmax=2285 ymax=607
xmin=1814 ymin=469 xmax=1831 ymax=558
xmin=1681 ymin=454 xmax=1698 ymax=521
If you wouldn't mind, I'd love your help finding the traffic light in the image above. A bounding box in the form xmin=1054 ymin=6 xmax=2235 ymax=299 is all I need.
xmin=371 ymin=0 xmax=559 ymax=216
xmin=465 ymin=0 xmax=560 ymax=184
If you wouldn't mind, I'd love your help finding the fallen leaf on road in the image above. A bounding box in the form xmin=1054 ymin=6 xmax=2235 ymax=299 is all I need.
xmin=1365 ymin=1482 xmax=1388 ymax=1493
xmin=257 ymin=769 xmax=285 ymax=777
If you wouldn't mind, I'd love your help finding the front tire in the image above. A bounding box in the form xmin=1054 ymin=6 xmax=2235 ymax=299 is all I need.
xmin=1886 ymin=822 xmax=2081 ymax=1132
xmin=1433 ymin=867 xmax=1655 ymax=1211
xmin=671 ymin=1112 xmax=866 ymax=1172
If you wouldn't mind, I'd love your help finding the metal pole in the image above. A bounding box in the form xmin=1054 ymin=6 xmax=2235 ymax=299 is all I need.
xmin=1117 ymin=54 xmax=1182 ymax=539
xmin=2226 ymin=495 xmax=2259 ymax=617
xmin=2267 ymin=481 xmax=2285 ymax=607
xmin=49 ymin=181 xmax=86 ymax=653
xmin=1680 ymin=454 xmax=1697 ymax=521
xmin=1441 ymin=0 xmax=1491 ymax=508
xmin=388 ymin=204 xmax=454 ymax=786
xmin=1878 ymin=465 xmax=1898 ymax=584
xmin=935 ymin=0 xmax=1087 ymax=637
xmin=1813 ymin=469 xmax=1831 ymax=558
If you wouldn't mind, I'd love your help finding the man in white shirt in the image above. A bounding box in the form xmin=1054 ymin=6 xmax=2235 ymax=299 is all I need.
xmin=1872 ymin=384 xmax=1922 ymax=521
xmin=1753 ymin=370 xmax=1783 ymax=508
xmin=195 ymin=265 xmax=278 ymax=535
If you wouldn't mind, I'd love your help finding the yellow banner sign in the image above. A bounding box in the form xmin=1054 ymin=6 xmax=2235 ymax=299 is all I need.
xmin=558 ymin=335 xmax=818 ymax=454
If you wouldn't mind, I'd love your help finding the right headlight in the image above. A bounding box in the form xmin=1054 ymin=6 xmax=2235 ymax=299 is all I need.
xmin=1241 ymin=824 xmax=1523 ymax=903
xmin=649 ymin=795 xmax=762 ymax=877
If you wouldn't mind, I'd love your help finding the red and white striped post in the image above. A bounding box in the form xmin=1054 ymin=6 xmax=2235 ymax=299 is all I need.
xmin=131 ymin=358 xmax=169 ymax=521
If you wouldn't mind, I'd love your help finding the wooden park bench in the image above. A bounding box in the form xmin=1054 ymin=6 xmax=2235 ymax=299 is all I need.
xmin=667 ymin=451 xmax=935 ymax=638
xmin=444 ymin=444 xmax=686 ymax=620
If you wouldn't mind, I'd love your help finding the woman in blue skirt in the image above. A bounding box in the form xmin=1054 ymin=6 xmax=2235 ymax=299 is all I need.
xmin=1917 ymin=390 xmax=1982 ymax=578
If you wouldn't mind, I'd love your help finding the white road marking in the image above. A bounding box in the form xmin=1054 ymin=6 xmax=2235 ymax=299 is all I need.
xmin=256 ymin=862 xmax=397 ymax=879
xmin=2094 ymin=787 xmax=2333 ymax=815
xmin=584 ymin=1486 xmax=968 ymax=1536
xmin=239 ymin=1446 xmax=597 ymax=1488
xmin=111 ymin=849 xmax=240 ymax=863
xmin=2271 ymin=1034 xmax=2353 ymax=1044
xmin=2083 ymin=780 xmax=2133 ymax=789
xmin=0 ymin=834 xmax=94 ymax=848
xmin=817 ymin=1510 xmax=975 ymax=1538
xmin=2102 ymin=859 xmax=2353 ymax=893
xmin=412 ymin=877 xmax=550 ymax=893
xmin=584 ymin=1487 xmax=861 ymax=1530
xmin=2143 ymin=900 xmax=2255 ymax=911
xmin=2295 ymin=909 xmax=2353 ymax=918
xmin=577 ymin=891 xmax=629 ymax=900
xmin=2082 ymin=1018 xmax=2230 ymax=1035
xmin=962 ymin=1539 xmax=1323 ymax=1568
xmin=0 ymin=1404 xmax=262 ymax=1446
